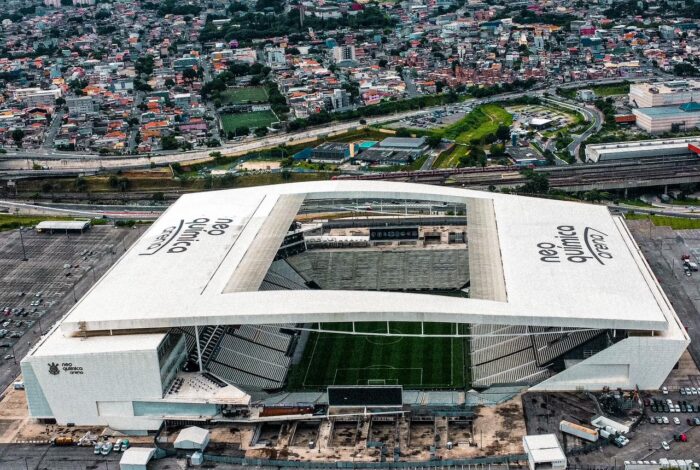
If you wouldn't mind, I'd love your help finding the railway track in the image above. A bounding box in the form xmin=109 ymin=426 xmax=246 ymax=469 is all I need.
xmin=342 ymin=156 xmax=700 ymax=190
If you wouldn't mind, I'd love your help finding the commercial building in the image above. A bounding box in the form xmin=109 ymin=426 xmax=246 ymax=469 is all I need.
xmin=629 ymin=80 xmax=700 ymax=108
xmin=632 ymin=102 xmax=700 ymax=133
xmin=310 ymin=142 xmax=351 ymax=163
xmin=355 ymin=137 xmax=428 ymax=166
xmin=66 ymin=96 xmax=98 ymax=115
xmin=584 ymin=136 xmax=700 ymax=162
xmin=332 ymin=45 xmax=356 ymax=64
xmin=13 ymin=87 xmax=62 ymax=108
xmin=21 ymin=181 xmax=689 ymax=432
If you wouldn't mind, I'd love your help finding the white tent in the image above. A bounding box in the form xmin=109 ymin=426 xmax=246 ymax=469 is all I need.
xmin=174 ymin=426 xmax=210 ymax=450
xmin=120 ymin=447 xmax=155 ymax=470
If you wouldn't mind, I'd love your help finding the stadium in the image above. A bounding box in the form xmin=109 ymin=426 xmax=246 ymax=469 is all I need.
xmin=21 ymin=181 xmax=688 ymax=433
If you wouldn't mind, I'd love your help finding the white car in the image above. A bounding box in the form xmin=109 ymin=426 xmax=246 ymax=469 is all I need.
xmin=674 ymin=417 xmax=681 ymax=425
xmin=662 ymin=387 xmax=669 ymax=394
xmin=663 ymin=416 xmax=670 ymax=424
xmin=662 ymin=441 xmax=670 ymax=451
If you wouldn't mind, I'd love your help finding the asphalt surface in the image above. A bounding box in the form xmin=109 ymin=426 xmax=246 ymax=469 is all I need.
xmin=628 ymin=220 xmax=700 ymax=368
xmin=0 ymin=225 xmax=142 ymax=392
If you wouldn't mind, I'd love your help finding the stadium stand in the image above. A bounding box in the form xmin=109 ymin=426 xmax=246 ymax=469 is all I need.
xmin=287 ymin=249 xmax=469 ymax=291
xmin=470 ymin=324 xmax=605 ymax=387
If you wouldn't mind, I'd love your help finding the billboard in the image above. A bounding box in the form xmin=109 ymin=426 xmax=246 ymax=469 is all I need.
xmin=369 ymin=226 xmax=419 ymax=241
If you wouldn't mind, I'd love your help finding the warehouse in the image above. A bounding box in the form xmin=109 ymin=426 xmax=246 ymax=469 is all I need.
xmin=21 ymin=181 xmax=689 ymax=432
xmin=585 ymin=136 xmax=699 ymax=162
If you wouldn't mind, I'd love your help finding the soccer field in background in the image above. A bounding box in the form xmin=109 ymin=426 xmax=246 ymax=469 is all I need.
xmin=286 ymin=322 xmax=470 ymax=390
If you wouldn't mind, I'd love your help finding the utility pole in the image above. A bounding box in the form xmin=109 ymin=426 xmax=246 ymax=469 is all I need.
xmin=18 ymin=227 xmax=28 ymax=261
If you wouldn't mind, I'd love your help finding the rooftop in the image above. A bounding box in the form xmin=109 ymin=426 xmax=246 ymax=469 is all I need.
xmin=41 ymin=181 xmax=679 ymax=336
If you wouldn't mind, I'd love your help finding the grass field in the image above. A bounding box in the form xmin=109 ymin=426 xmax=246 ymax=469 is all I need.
xmin=287 ymin=322 xmax=470 ymax=390
xmin=625 ymin=213 xmax=700 ymax=230
xmin=221 ymin=86 xmax=268 ymax=104
xmin=221 ymin=110 xmax=278 ymax=131
xmin=432 ymin=105 xmax=512 ymax=168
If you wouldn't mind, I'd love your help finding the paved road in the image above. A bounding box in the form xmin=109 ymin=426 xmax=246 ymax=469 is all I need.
xmin=0 ymin=77 xmax=655 ymax=176
xmin=540 ymin=96 xmax=603 ymax=162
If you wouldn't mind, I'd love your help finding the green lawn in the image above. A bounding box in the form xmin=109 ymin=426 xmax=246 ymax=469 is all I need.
xmin=593 ymin=83 xmax=630 ymax=97
xmin=221 ymin=111 xmax=278 ymax=131
xmin=625 ymin=213 xmax=700 ymax=230
xmin=287 ymin=322 xmax=469 ymax=390
xmin=432 ymin=105 xmax=512 ymax=168
xmin=221 ymin=86 xmax=268 ymax=104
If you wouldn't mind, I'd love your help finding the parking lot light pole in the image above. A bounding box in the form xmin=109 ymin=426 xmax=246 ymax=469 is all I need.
xmin=18 ymin=226 xmax=28 ymax=261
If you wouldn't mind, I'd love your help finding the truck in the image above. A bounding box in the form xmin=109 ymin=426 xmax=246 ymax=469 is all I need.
xmin=591 ymin=415 xmax=630 ymax=435
xmin=51 ymin=436 xmax=74 ymax=446
xmin=559 ymin=420 xmax=599 ymax=442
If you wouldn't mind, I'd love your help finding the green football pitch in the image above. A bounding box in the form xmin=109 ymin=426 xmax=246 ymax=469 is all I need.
xmin=286 ymin=322 xmax=470 ymax=390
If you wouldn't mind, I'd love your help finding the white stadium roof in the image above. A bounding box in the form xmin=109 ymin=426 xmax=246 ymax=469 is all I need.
xmin=57 ymin=181 xmax=675 ymax=334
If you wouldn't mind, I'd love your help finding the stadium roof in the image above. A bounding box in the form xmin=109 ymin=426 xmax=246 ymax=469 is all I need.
xmin=58 ymin=181 xmax=675 ymax=334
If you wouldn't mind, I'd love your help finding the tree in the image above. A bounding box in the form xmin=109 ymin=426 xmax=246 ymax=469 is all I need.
xmin=234 ymin=126 xmax=249 ymax=137
xmin=108 ymin=174 xmax=119 ymax=188
xmin=11 ymin=129 xmax=24 ymax=147
xmin=74 ymin=176 xmax=88 ymax=191
xmin=152 ymin=192 xmax=165 ymax=202
xmin=496 ymin=124 xmax=511 ymax=142
xmin=378 ymin=58 xmax=388 ymax=68
xmin=164 ymin=78 xmax=175 ymax=88
xmin=520 ymin=169 xmax=549 ymax=194
xmin=426 ymin=135 xmax=442 ymax=148
xmin=182 ymin=68 xmax=198 ymax=83
xmin=55 ymin=97 xmax=66 ymax=107
xmin=254 ymin=127 xmax=268 ymax=137
xmin=161 ymin=135 xmax=179 ymax=150
xmin=117 ymin=177 xmax=130 ymax=192
xmin=674 ymin=63 xmax=700 ymax=77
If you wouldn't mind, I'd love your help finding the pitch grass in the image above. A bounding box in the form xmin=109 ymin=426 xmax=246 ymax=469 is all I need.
xmin=287 ymin=322 xmax=470 ymax=390
xmin=221 ymin=110 xmax=278 ymax=131
xmin=221 ymin=86 xmax=268 ymax=104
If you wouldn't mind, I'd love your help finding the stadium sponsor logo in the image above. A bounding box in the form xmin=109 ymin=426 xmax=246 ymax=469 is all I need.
xmin=140 ymin=217 xmax=234 ymax=255
xmin=537 ymin=225 xmax=612 ymax=264
xmin=48 ymin=362 xmax=84 ymax=375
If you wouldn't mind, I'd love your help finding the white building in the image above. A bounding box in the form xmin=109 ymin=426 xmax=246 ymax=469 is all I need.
xmin=21 ymin=181 xmax=689 ymax=432
xmin=633 ymin=102 xmax=700 ymax=133
xmin=629 ymin=80 xmax=700 ymax=108
xmin=333 ymin=45 xmax=356 ymax=64
xmin=264 ymin=47 xmax=286 ymax=68
xmin=523 ymin=434 xmax=567 ymax=470
xmin=585 ymin=137 xmax=700 ymax=163
xmin=12 ymin=87 xmax=62 ymax=107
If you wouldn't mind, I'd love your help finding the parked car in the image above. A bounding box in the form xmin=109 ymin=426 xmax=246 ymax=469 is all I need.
xmin=662 ymin=441 xmax=670 ymax=451
xmin=663 ymin=416 xmax=670 ymax=424
xmin=100 ymin=442 xmax=113 ymax=456
xmin=93 ymin=444 xmax=101 ymax=455
xmin=674 ymin=417 xmax=681 ymax=425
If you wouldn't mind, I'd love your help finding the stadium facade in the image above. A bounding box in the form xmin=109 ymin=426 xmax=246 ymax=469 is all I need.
xmin=21 ymin=181 xmax=688 ymax=433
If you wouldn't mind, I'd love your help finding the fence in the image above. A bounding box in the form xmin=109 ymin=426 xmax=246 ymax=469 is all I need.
xmin=202 ymin=453 xmax=529 ymax=468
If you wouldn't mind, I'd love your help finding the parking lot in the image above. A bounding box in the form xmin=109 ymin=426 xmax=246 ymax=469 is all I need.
xmin=0 ymin=225 xmax=142 ymax=392
xmin=387 ymin=104 xmax=473 ymax=130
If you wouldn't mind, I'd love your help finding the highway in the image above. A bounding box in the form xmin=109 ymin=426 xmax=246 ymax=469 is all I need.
xmin=0 ymin=77 xmax=653 ymax=177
